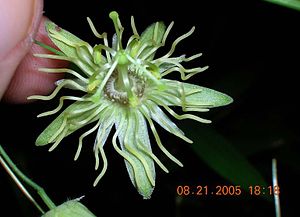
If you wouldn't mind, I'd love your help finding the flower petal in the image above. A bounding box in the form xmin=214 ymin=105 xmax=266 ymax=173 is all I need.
xmin=92 ymin=109 xmax=115 ymax=185
xmin=94 ymin=116 xmax=114 ymax=152
xmin=146 ymin=100 xmax=192 ymax=143
xmin=93 ymin=108 xmax=115 ymax=169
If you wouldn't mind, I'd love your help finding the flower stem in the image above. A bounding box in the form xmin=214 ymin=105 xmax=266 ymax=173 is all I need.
xmin=0 ymin=145 xmax=56 ymax=211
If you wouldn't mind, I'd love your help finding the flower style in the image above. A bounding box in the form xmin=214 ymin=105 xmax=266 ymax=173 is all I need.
xmin=29 ymin=11 xmax=233 ymax=199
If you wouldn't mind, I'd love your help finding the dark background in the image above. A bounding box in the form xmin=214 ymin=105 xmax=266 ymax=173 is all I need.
xmin=1 ymin=0 xmax=299 ymax=216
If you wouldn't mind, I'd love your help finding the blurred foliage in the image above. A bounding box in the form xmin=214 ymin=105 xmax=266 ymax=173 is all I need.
xmin=263 ymin=0 xmax=300 ymax=11
xmin=182 ymin=124 xmax=269 ymax=199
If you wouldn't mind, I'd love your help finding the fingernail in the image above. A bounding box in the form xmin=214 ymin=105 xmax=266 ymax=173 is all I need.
xmin=0 ymin=0 xmax=36 ymax=59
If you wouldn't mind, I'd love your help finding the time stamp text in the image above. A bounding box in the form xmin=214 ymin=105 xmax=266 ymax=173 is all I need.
xmin=176 ymin=185 xmax=280 ymax=197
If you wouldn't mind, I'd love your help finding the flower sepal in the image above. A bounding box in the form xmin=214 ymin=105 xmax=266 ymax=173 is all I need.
xmin=163 ymin=79 xmax=233 ymax=108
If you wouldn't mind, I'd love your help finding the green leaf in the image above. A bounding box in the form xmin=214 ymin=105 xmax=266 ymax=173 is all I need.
xmin=182 ymin=124 xmax=271 ymax=201
xmin=45 ymin=20 xmax=90 ymax=59
xmin=164 ymin=79 xmax=233 ymax=108
xmin=263 ymin=0 xmax=300 ymax=11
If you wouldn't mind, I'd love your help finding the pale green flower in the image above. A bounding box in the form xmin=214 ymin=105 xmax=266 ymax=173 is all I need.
xmin=29 ymin=11 xmax=233 ymax=199
xmin=42 ymin=200 xmax=96 ymax=217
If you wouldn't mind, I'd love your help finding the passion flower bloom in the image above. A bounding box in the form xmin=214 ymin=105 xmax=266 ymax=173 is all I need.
xmin=29 ymin=11 xmax=232 ymax=199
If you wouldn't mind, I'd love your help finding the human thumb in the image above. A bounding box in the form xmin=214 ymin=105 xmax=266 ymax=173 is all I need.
xmin=0 ymin=0 xmax=43 ymax=99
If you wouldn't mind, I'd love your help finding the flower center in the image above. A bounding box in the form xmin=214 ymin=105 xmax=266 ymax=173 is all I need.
xmin=104 ymin=69 xmax=145 ymax=105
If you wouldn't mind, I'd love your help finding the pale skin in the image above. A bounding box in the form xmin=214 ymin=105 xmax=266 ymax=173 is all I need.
xmin=0 ymin=0 xmax=66 ymax=103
